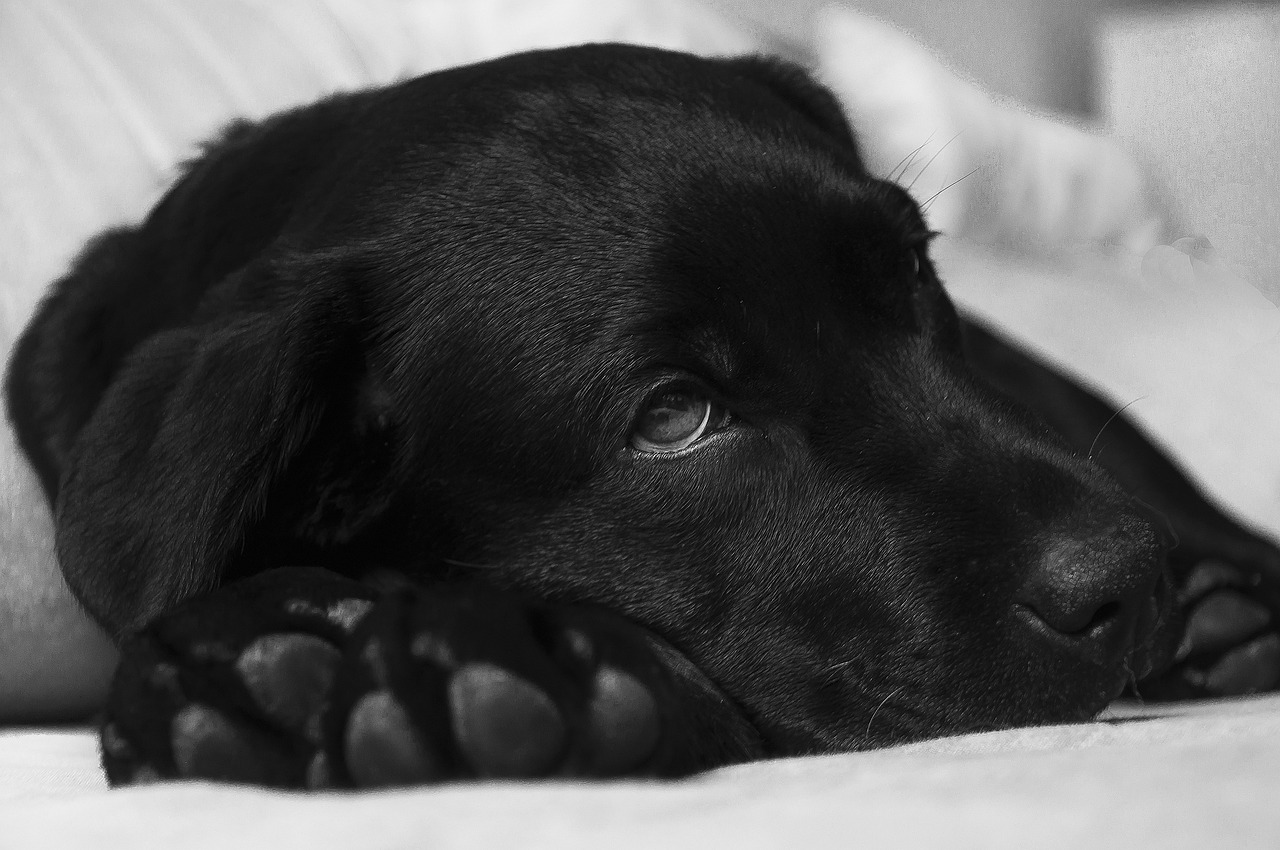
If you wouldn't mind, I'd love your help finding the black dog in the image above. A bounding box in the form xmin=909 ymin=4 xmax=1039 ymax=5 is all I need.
xmin=8 ymin=45 xmax=1280 ymax=788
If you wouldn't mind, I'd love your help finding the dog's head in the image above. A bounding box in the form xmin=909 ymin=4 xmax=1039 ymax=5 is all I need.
xmin=58 ymin=45 xmax=1169 ymax=753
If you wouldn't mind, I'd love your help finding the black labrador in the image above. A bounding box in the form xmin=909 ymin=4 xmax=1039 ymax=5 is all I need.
xmin=8 ymin=45 xmax=1280 ymax=788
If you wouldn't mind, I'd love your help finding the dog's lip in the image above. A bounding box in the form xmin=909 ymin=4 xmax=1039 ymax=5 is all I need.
xmin=1126 ymin=572 xmax=1180 ymax=679
xmin=1011 ymin=607 xmax=1145 ymax=715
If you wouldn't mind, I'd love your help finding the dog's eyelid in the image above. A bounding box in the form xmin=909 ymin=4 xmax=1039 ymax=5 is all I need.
xmin=905 ymin=230 xmax=938 ymax=252
xmin=904 ymin=232 xmax=938 ymax=278
xmin=637 ymin=369 xmax=731 ymax=408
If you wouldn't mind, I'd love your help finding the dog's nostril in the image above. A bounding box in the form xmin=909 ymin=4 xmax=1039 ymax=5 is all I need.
xmin=1081 ymin=600 xmax=1121 ymax=634
xmin=1026 ymin=597 xmax=1121 ymax=637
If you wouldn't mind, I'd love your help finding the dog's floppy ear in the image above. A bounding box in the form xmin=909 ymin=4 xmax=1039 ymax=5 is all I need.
xmin=55 ymin=254 xmax=376 ymax=638
xmin=722 ymin=56 xmax=860 ymax=155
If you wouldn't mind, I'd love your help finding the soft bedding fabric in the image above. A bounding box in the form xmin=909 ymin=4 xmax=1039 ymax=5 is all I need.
xmin=2 ymin=0 xmax=1279 ymax=845
xmin=4 ymin=695 xmax=1280 ymax=847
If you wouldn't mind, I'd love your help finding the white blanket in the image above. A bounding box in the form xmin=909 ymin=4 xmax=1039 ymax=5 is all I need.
xmin=4 ymin=695 xmax=1280 ymax=847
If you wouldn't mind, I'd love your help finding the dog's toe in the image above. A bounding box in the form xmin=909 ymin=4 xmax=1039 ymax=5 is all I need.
xmin=105 ymin=633 xmax=345 ymax=786
xmin=101 ymin=570 xmax=383 ymax=787
xmin=327 ymin=590 xmax=673 ymax=783
xmin=170 ymin=704 xmax=292 ymax=784
xmin=344 ymin=690 xmax=443 ymax=787
xmin=1182 ymin=588 xmax=1271 ymax=657
xmin=585 ymin=666 xmax=661 ymax=775
xmin=1202 ymin=634 xmax=1280 ymax=695
xmin=236 ymin=634 xmax=343 ymax=741
xmin=102 ymin=571 xmax=715 ymax=787
xmin=1180 ymin=559 xmax=1248 ymax=600
xmin=1151 ymin=558 xmax=1280 ymax=698
xmin=449 ymin=663 xmax=567 ymax=777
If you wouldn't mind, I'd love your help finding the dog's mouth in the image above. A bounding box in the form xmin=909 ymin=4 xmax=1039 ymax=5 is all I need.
xmin=1059 ymin=570 xmax=1181 ymax=711
xmin=1119 ymin=571 xmax=1182 ymax=692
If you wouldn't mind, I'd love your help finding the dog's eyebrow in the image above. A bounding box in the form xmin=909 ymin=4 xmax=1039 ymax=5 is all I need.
xmin=680 ymin=326 xmax=740 ymax=383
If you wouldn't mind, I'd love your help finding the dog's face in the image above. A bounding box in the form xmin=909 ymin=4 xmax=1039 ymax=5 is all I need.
xmin=51 ymin=47 xmax=1170 ymax=754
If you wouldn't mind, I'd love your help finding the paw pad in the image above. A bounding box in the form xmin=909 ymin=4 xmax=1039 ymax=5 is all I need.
xmin=235 ymin=634 xmax=342 ymax=742
xmin=586 ymin=666 xmax=660 ymax=775
xmin=171 ymin=704 xmax=277 ymax=784
xmin=1184 ymin=589 xmax=1272 ymax=656
xmin=1181 ymin=560 xmax=1247 ymax=601
xmin=344 ymin=690 xmax=441 ymax=787
xmin=1204 ymin=634 xmax=1280 ymax=695
xmin=448 ymin=662 xmax=566 ymax=777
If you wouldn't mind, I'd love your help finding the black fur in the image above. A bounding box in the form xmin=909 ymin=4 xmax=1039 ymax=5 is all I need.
xmin=8 ymin=45 xmax=1280 ymax=787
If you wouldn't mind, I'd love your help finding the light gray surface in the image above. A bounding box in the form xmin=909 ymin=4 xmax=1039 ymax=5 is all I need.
xmin=3 ymin=695 xmax=1280 ymax=847
xmin=1102 ymin=5 xmax=1280 ymax=299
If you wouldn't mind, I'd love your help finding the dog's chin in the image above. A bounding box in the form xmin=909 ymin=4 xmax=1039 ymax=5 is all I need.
xmin=1026 ymin=580 xmax=1182 ymax=723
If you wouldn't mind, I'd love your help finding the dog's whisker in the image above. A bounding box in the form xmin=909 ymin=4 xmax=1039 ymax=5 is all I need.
xmin=864 ymin=684 xmax=906 ymax=742
xmin=441 ymin=557 xmax=501 ymax=571
xmin=905 ymin=131 xmax=963 ymax=192
xmin=920 ymin=166 xmax=981 ymax=211
xmin=887 ymin=135 xmax=934 ymax=184
xmin=1087 ymin=396 xmax=1145 ymax=461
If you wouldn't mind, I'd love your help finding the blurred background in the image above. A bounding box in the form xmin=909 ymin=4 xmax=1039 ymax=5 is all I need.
xmin=710 ymin=0 xmax=1280 ymax=298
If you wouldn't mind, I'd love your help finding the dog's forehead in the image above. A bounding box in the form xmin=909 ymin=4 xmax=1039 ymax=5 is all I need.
xmin=401 ymin=62 xmax=923 ymax=303
xmin=366 ymin=49 xmax=933 ymax=422
xmin=409 ymin=141 xmax=919 ymax=385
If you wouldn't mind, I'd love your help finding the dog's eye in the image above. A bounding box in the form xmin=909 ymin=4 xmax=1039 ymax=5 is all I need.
xmin=631 ymin=387 xmax=720 ymax=452
xmin=906 ymin=234 xmax=938 ymax=278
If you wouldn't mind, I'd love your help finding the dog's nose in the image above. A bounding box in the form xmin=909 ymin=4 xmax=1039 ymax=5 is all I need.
xmin=1014 ymin=522 xmax=1162 ymax=662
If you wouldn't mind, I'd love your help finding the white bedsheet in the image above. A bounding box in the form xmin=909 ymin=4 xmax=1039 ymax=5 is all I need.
xmin=3 ymin=695 xmax=1280 ymax=848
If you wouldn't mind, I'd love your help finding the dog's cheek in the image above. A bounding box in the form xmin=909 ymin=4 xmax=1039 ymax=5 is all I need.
xmin=468 ymin=449 xmax=770 ymax=627
xmin=462 ymin=443 xmax=1030 ymax=749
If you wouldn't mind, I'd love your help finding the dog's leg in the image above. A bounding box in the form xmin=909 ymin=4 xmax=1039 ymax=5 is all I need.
xmin=102 ymin=567 xmax=761 ymax=787
xmin=961 ymin=318 xmax=1280 ymax=697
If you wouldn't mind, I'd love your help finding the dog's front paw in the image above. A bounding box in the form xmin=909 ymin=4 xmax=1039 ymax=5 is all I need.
xmin=1159 ymin=559 xmax=1280 ymax=697
xmin=101 ymin=568 xmax=377 ymax=786
xmin=320 ymin=590 xmax=673 ymax=786
xmin=102 ymin=569 xmax=755 ymax=788
xmin=1140 ymin=555 xmax=1280 ymax=700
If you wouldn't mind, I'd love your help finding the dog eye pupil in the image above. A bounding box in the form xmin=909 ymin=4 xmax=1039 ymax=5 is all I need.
xmin=632 ymin=390 xmax=713 ymax=452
